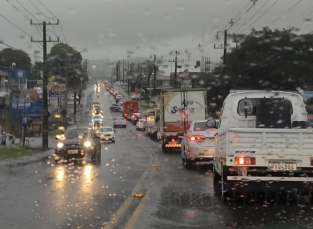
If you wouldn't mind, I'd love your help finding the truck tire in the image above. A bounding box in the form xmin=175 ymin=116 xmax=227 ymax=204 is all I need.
xmin=162 ymin=141 xmax=167 ymax=153
xmin=213 ymin=166 xmax=222 ymax=195
xmin=184 ymin=156 xmax=193 ymax=170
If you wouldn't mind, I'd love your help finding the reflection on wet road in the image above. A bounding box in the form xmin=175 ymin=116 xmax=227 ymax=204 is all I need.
xmin=1 ymin=84 xmax=313 ymax=229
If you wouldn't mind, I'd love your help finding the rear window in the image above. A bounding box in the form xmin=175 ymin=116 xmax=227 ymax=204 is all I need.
xmin=237 ymin=98 xmax=293 ymax=116
xmin=193 ymin=122 xmax=208 ymax=131
xmin=117 ymin=117 xmax=124 ymax=120
xmin=100 ymin=127 xmax=113 ymax=132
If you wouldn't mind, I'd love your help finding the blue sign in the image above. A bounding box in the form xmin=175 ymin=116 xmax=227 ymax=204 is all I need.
xmin=12 ymin=101 xmax=43 ymax=123
xmin=12 ymin=69 xmax=29 ymax=84
xmin=1 ymin=69 xmax=29 ymax=84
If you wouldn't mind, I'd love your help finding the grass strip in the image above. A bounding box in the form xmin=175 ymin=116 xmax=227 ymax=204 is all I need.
xmin=0 ymin=147 xmax=42 ymax=160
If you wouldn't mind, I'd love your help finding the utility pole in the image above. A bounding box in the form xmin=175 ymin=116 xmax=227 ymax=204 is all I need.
xmin=153 ymin=54 xmax=157 ymax=90
xmin=113 ymin=68 xmax=116 ymax=83
xmin=122 ymin=59 xmax=125 ymax=85
xmin=223 ymin=30 xmax=227 ymax=68
xmin=204 ymin=57 xmax=211 ymax=72
xmin=127 ymin=61 xmax=130 ymax=95
xmin=31 ymin=20 xmax=59 ymax=149
xmin=58 ymin=56 xmax=76 ymax=128
xmin=116 ymin=62 xmax=119 ymax=81
xmin=169 ymin=51 xmax=184 ymax=88
xmin=214 ymin=29 xmax=228 ymax=98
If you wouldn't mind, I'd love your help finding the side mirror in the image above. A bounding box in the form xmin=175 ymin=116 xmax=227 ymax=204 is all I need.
xmin=206 ymin=120 xmax=217 ymax=129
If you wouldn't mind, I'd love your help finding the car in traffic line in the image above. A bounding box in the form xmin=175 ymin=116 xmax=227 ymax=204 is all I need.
xmin=136 ymin=118 xmax=146 ymax=131
xmin=180 ymin=119 xmax=218 ymax=169
xmin=113 ymin=117 xmax=127 ymax=128
xmin=98 ymin=126 xmax=115 ymax=143
xmin=54 ymin=126 xmax=101 ymax=163
xmin=92 ymin=114 xmax=103 ymax=129
xmin=131 ymin=112 xmax=143 ymax=124
xmin=110 ymin=103 xmax=122 ymax=112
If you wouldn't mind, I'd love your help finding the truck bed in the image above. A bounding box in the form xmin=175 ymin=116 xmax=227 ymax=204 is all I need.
xmin=222 ymin=128 xmax=313 ymax=155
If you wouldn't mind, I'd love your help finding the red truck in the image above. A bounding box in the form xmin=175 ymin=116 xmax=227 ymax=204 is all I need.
xmin=122 ymin=101 xmax=139 ymax=119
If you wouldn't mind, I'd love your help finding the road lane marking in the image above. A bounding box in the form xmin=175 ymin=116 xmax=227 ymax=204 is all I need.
xmin=124 ymin=151 xmax=159 ymax=229
xmin=103 ymin=154 xmax=153 ymax=229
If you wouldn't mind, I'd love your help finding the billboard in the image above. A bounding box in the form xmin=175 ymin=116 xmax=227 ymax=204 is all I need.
xmin=12 ymin=101 xmax=43 ymax=123
xmin=49 ymin=84 xmax=66 ymax=98
xmin=20 ymin=89 xmax=42 ymax=103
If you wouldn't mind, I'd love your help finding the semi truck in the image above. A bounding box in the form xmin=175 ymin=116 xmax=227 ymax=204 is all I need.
xmin=157 ymin=88 xmax=207 ymax=153
xmin=122 ymin=101 xmax=139 ymax=119
xmin=212 ymin=90 xmax=313 ymax=203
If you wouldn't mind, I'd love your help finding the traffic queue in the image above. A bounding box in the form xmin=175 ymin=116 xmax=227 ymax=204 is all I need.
xmin=57 ymin=81 xmax=313 ymax=203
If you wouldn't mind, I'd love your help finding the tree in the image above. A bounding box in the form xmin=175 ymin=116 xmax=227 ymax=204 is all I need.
xmin=0 ymin=48 xmax=31 ymax=69
xmin=47 ymin=43 xmax=83 ymax=88
xmin=219 ymin=28 xmax=313 ymax=91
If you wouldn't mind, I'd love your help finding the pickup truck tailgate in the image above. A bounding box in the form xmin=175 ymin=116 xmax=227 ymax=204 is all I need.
xmin=226 ymin=128 xmax=313 ymax=155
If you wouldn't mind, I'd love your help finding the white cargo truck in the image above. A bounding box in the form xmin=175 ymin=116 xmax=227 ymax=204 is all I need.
xmin=212 ymin=91 xmax=313 ymax=202
xmin=145 ymin=108 xmax=160 ymax=139
xmin=157 ymin=88 xmax=207 ymax=153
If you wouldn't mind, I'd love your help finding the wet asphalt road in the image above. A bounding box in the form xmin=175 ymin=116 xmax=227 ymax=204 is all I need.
xmin=1 ymin=85 xmax=313 ymax=229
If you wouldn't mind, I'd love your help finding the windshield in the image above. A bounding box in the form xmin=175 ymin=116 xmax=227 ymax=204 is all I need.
xmin=64 ymin=129 xmax=78 ymax=139
xmin=99 ymin=127 xmax=113 ymax=132
xmin=4 ymin=1 xmax=313 ymax=229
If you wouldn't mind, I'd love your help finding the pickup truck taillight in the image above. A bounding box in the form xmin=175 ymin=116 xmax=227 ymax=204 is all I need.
xmin=235 ymin=156 xmax=256 ymax=165
xmin=189 ymin=135 xmax=205 ymax=141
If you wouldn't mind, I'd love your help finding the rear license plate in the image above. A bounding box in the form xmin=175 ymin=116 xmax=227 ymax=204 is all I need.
xmin=68 ymin=150 xmax=78 ymax=154
xmin=268 ymin=161 xmax=297 ymax=171
xmin=208 ymin=139 xmax=215 ymax=143
xmin=105 ymin=138 xmax=109 ymax=140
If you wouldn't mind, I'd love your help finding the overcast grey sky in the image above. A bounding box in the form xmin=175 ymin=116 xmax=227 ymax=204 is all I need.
xmin=1 ymin=0 xmax=313 ymax=64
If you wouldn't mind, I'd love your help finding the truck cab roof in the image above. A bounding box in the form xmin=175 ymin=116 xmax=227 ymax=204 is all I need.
xmin=219 ymin=91 xmax=309 ymax=133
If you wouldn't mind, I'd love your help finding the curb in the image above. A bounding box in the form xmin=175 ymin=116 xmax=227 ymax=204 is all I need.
xmin=0 ymin=148 xmax=54 ymax=167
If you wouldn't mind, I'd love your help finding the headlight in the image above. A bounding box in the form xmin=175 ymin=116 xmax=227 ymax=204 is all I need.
xmin=84 ymin=141 xmax=91 ymax=147
xmin=57 ymin=142 xmax=64 ymax=148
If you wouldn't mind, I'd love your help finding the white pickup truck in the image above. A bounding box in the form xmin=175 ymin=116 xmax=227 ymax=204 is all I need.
xmin=212 ymin=91 xmax=313 ymax=202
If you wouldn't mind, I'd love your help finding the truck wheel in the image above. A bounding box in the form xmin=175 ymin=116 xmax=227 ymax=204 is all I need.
xmin=184 ymin=156 xmax=193 ymax=170
xmin=162 ymin=142 xmax=167 ymax=153
xmin=213 ymin=166 xmax=222 ymax=195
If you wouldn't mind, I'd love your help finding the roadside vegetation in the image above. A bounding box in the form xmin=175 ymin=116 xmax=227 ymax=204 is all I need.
xmin=0 ymin=147 xmax=42 ymax=160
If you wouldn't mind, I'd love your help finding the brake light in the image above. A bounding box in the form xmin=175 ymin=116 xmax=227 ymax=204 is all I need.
xmin=124 ymin=120 xmax=127 ymax=123
xmin=235 ymin=156 xmax=256 ymax=165
xmin=189 ymin=135 xmax=205 ymax=141
xmin=115 ymin=120 xmax=118 ymax=123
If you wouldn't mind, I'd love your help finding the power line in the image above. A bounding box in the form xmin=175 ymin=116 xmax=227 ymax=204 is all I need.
xmin=5 ymin=0 xmax=46 ymax=43
xmin=267 ymin=0 xmax=303 ymax=27
xmin=291 ymin=5 xmax=313 ymax=28
xmin=0 ymin=41 xmax=43 ymax=59
xmin=0 ymin=13 xmax=32 ymax=37
xmin=37 ymin=0 xmax=58 ymax=19
xmin=232 ymin=0 xmax=270 ymax=33
xmin=59 ymin=24 xmax=68 ymax=44
xmin=27 ymin=0 xmax=59 ymax=36
xmin=36 ymin=0 xmax=67 ymax=43
xmin=240 ymin=0 xmax=280 ymax=33
xmin=220 ymin=1 xmax=252 ymax=31
xmin=15 ymin=0 xmax=58 ymax=37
